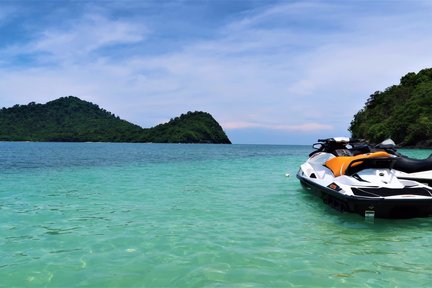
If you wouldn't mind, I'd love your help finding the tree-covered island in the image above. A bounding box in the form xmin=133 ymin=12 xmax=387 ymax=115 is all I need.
xmin=0 ymin=96 xmax=231 ymax=144
xmin=349 ymin=68 xmax=432 ymax=147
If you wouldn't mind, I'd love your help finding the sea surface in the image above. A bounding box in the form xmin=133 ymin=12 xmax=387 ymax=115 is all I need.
xmin=1 ymin=143 xmax=432 ymax=287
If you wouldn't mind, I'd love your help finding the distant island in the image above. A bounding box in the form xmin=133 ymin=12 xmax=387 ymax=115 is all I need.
xmin=349 ymin=68 xmax=432 ymax=147
xmin=0 ymin=96 xmax=231 ymax=144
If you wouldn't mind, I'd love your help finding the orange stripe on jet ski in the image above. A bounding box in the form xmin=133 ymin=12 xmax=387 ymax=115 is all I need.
xmin=324 ymin=151 xmax=391 ymax=177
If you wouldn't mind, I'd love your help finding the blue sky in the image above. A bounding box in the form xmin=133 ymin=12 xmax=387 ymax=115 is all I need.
xmin=0 ymin=1 xmax=432 ymax=144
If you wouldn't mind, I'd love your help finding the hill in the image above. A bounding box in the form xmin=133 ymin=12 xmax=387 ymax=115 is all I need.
xmin=349 ymin=68 xmax=432 ymax=147
xmin=0 ymin=96 xmax=231 ymax=144
xmin=146 ymin=111 xmax=232 ymax=144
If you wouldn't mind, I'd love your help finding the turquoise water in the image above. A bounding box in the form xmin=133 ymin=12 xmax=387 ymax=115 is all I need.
xmin=2 ymin=143 xmax=432 ymax=287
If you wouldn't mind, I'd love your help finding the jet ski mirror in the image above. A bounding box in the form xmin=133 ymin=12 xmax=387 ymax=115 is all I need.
xmin=375 ymin=138 xmax=398 ymax=155
xmin=312 ymin=143 xmax=323 ymax=150
xmin=379 ymin=139 xmax=396 ymax=147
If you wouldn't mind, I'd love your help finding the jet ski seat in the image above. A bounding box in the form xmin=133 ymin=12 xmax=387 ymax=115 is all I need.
xmin=325 ymin=151 xmax=392 ymax=177
xmin=394 ymin=157 xmax=432 ymax=173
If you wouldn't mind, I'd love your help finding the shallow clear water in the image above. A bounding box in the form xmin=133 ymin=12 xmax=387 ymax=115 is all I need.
xmin=1 ymin=143 xmax=432 ymax=287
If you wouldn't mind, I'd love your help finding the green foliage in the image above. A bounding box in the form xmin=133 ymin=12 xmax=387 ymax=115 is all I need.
xmin=349 ymin=68 xmax=432 ymax=146
xmin=0 ymin=96 xmax=231 ymax=144
xmin=146 ymin=111 xmax=231 ymax=144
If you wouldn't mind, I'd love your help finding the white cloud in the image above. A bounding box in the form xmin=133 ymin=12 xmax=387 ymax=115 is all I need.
xmin=223 ymin=121 xmax=333 ymax=132
xmin=30 ymin=13 xmax=148 ymax=63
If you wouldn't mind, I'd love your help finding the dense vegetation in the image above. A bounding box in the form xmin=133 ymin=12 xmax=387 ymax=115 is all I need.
xmin=147 ymin=111 xmax=231 ymax=143
xmin=0 ymin=96 xmax=231 ymax=144
xmin=349 ymin=68 xmax=432 ymax=147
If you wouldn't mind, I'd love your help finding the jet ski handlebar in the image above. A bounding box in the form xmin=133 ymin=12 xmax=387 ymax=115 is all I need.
xmin=317 ymin=138 xmax=367 ymax=144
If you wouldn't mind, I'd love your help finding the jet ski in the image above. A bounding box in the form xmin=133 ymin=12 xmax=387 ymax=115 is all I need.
xmin=297 ymin=137 xmax=432 ymax=218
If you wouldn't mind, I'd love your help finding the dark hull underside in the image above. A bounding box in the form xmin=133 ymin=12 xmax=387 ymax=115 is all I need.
xmin=298 ymin=175 xmax=432 ymax=218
